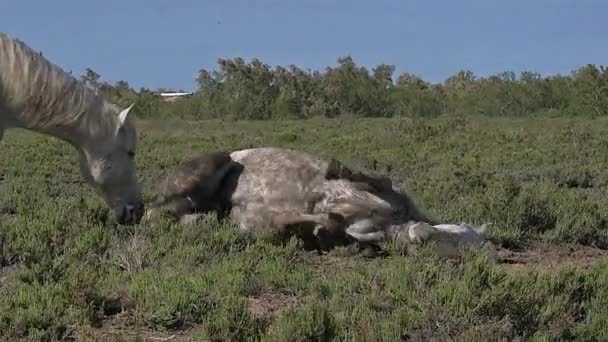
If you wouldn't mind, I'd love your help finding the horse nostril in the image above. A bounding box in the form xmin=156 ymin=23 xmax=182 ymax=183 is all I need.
xmin=125 ymin=203 xmax=144 ymax=223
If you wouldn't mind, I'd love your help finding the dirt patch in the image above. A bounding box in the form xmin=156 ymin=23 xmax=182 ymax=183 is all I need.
xmin=308 ymin=253 xmax=361 ymax=275
xmin=247 ymin=291 xmax=299 ymax=321
xmin=308 ymin=242 xmax=608 ymax=274
xmin=80 ymin=312 xmax=197 ymax=342
xmin=493 ymin=242 xmax=608 ymax=272
xmin=0 ymin=262 xmax=21 ymax=289
xmin=83 ymin=291 xmax=299 ymax=341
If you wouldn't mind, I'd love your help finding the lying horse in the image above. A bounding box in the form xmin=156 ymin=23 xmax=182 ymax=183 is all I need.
xmin=228 ymin=147 xmax=436 ymax=238
xmin=155 ymin=146 xmax=443 ymax=251
xmin=0 ymin=32 xmax=144 ymax=224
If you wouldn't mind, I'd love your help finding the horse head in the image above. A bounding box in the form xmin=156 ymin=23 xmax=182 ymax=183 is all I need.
xmin=77 ymin=103 xmax=144 ymax=224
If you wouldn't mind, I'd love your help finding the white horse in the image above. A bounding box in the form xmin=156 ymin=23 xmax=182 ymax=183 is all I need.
xmin=220 ymin=147 xmax=490 ymax=255
xmin=163 ymin=147 xmax=434 ymax=249
xmin=0 ymin=32 xmax=144 ymax=224
xmin=159 ymin=146 xmax=490 ymax=255
xmin=224 ymin=147 xmax=433 ymax=237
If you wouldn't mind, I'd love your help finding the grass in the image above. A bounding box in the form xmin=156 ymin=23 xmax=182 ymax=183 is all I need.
xmin=1 ymin=115 xmax=608 ymax=340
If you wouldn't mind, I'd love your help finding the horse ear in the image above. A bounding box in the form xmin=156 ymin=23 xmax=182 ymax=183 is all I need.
xmin=115 ymin=103 xmax=135 ymax=136
xmin=118 ymin=103 xmax=135 ymax=126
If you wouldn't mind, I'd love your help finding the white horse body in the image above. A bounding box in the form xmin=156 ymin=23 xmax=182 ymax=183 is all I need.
xmin=0 ymin=32 xmax=144 ymax=223
xmin=224 ymin=147 xmax=434 ymax=242
xmin=219 ymin=147 xmax=489 ymax=256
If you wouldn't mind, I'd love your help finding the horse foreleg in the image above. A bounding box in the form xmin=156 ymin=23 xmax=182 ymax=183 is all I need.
xmin=173 ymin=196 xmax=197 ymax=217
xmin=271 ymin=211 xmax=345 ymax=235
xmin=343 ymin=217 xmax=387 ymax=241
xmin=142 ymin=193 xmax=181 ymax=222
xmin=169 ymin=195 xmax=216 ymax=225
xmin=142 ymin=195 xmax=198 ymax=224
xmin=267 ymin=211 xmax=348 ymax=251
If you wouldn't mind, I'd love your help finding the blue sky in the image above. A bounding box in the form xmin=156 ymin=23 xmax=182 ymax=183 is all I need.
xmin=3 ymin=0 xmax=606 ymax=91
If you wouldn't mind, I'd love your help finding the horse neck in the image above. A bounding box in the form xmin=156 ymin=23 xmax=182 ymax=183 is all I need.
xmin=0 ymin=33 xmax=119 ymax=152
xmin=32 ymin=102 xmax=119 ymax=154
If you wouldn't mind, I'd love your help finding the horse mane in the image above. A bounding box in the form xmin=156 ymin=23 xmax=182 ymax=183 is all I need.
xmin=0 ymin=32 xmax=122 ymax=139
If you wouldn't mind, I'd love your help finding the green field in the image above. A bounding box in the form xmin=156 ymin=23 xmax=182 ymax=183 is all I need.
xmin=2 ymin=116 xmax=608 ymax=341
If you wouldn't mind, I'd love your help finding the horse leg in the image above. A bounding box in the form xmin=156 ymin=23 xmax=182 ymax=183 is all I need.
xmin=327 ymin=201 xmax=389 ymax=242
xmin=271 ymin=211 xmax=342 ymax=228
xmin=141 ymin=193 xmax=182 ymax=223
xmin=266 ymin=211 xmax=346 ymax=251
xmin=174 ymin=200 xmax=226 ymax=225
xmin=171 ymin=196 xmax=200 ymax=222
xmin=272 ymin=211 xmax=345 ymax=238
xmin=145 ymin=195 xmax=197 ymax=223
xmin=341 ymin=215 xmax=393 ymax=257
xmin=173 ymin=193 xmax=231 ymax=225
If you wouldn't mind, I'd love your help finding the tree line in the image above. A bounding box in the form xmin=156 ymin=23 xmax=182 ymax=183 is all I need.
xmin=82 ymin=56 xmax=608 ymax=120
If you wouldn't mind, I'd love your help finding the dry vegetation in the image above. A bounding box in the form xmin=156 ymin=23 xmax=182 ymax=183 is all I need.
xmin=2 ymin=116 xmax=608 ymax=340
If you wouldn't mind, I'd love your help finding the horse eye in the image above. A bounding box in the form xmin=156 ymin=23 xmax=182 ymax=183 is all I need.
xmin=127 ymin=151 xmax=135 ymax=158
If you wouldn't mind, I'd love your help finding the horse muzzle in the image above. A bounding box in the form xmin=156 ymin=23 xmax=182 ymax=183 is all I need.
xmin=116 ymin=202 xmax=145 ymax=224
